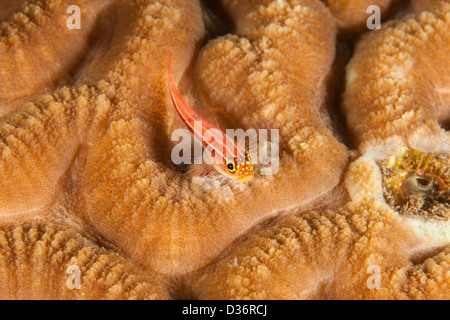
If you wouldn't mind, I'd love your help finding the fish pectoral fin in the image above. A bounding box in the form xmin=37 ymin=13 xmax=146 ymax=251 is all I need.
xmin=175 ymin=162 xmax=217 ymax=179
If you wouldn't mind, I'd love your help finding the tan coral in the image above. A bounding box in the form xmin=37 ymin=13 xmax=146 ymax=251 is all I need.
xmin=342 ymin=0 xmax=450 ymax=253
xmin=0 ymin=0 xmax=26 ymax=21
xmin=0 ymin=222 xmax=170 ymax=299
xmin=322 ymin=0 xmax=394 ymax=33
xmin=0 ymin=0 xmax=112 ymax=115
xmin=70 ymin=0 xmax=347 ymax=275
xmin=186 ymin=200 xmax=450 ymax=299
xmin=0 ymin=0 xmax=347 ymax=283
xmin=2 ymin=0 xmax=450 ymax=301
xmin=0 ymin=0 xmax=204 ymax=278
xmin=343 ymin=0 xmax=450 ymax=155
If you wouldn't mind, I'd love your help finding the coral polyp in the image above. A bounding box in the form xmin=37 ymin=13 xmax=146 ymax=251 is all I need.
xmin=378 ymin=146 xmax=450 ymax=220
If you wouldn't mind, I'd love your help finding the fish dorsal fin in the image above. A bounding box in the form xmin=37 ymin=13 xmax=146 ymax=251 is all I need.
xmin=168 ymin=52 xmax=221 ymax=131
xmin=185 ymin=74 xmax=221 ymax=130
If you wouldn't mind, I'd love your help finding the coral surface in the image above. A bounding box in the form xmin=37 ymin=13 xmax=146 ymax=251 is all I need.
xmin=0 ymin=0 xmax=449 ymax=299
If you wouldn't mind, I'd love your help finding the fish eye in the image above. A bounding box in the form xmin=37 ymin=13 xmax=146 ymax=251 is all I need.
xmin=226 ymin=159 xmax=236 ymax=173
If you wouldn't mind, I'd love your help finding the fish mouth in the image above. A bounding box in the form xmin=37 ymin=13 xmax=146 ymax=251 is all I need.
xmin=238 ymin=175 xmax=254 ymax=183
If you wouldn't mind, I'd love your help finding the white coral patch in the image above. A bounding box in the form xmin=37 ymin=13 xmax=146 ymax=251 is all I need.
xmin=401 ymin=216 xmax=450 ymax=246
xmin=345 ymin=153 xmax=389 ymax=206
xmin=408 ymin=126 xmax=450 ymax=154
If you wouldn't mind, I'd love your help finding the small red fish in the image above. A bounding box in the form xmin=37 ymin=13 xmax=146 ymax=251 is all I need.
xmin=168 ymin=54 xmax=254 ymax=182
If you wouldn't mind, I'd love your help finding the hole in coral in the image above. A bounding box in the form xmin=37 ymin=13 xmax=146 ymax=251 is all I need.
xmin=442 ymin=119 xmax=450 ymax=131
xmin=167 ymin=278 xmax=200 ymax=300
xmin=404 ymin=173 xmax=434 ymax=193
xmin=416 ymin=177 xmax=432 ymax=188
xmin=199 ymin=0 xmax=235 ymax=39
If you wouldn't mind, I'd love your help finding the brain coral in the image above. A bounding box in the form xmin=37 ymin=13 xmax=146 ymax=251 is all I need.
xmin=0 ymin=0 xmax=449 ymax=300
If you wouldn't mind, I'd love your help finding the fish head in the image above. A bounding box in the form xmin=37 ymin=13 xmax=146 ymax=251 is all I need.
xmin=223 ymin=151 xmax=254 ymax=182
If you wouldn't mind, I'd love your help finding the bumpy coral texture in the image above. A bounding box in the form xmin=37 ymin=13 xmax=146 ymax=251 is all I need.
xmin=322 ymin=0 xmax=394 ymax=32
xmin=343 ymin=0 xmax=450 ymax=154
xmin=0 ymin=0 xmax=449 ymax=299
